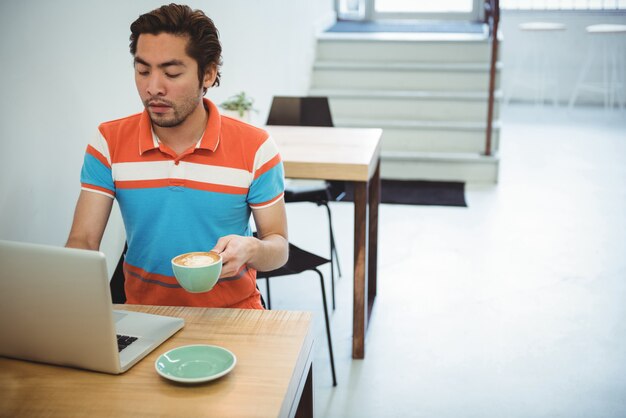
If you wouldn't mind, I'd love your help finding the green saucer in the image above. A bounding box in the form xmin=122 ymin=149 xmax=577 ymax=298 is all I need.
xmin=155 ymin=344 xmax=237 ymax=383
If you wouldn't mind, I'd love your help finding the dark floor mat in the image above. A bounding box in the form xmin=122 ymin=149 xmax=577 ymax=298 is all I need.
xmin=342 ymin=180 xmax=467 ymax=207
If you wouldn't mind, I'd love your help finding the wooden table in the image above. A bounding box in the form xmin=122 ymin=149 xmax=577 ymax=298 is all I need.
xmin=267 ymin=125 xmax=383 ymax=359
xmin=0 ymin=306 xmax=314 ymax=418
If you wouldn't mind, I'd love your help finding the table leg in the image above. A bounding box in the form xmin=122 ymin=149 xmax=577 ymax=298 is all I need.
xmin=353 ymin=181 xmax=368 ymax=359
xmin=295 ymin=365 xmax=313 ymax=418
xmin=368 ymin=161 xmax=380 ymax=317
xmin=352 ymin=160 xmax=381 ymax=359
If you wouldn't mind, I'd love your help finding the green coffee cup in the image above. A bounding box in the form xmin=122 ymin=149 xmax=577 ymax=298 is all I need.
xmin=171 ymin=251 xmax=222 ymax=293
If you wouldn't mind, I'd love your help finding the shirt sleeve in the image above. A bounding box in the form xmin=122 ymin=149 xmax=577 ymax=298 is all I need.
xmin=248 ymin=135 xmax=285 ymax=209
xmin=80 ymin=130 xmax=115 ymax=198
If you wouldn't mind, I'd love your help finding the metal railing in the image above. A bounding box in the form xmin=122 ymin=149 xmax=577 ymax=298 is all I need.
xmin=484 ymin=0 xmax=500 ymax=157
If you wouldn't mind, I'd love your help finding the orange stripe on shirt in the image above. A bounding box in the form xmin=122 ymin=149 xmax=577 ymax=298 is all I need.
xmin=123 ymin=261 xmax=263 ymax=308
xmin=115 ymin=179 xmax=249 ymax=194
xmin=86 ymin=144 xmax=111 ymax=169
xmin=254 ymin=154 xmax=282 ymax=180
xmin=186 ymin=179 xmax=248 ymax=194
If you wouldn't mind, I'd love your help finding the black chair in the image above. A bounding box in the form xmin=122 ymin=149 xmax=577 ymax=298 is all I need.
xmin=267 ymin=96 xmax=345 ymax=309
xmin=110 ymin=243 xmax=127 ymax=304
xmin=256 ymin=242 xmax=337 ymax=387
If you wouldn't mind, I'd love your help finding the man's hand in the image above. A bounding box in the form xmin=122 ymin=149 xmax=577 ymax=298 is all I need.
xmin=211 ymin=199 xmax=289 ymax=278
xmin=211 ymin=235 xmax=258 ymax=278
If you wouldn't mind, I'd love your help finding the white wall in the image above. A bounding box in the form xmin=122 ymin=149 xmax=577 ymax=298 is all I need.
xmin=0 ymin=0 xmax=334 ymax=274
xmin=500 ymin=10 xmax=626 ymax=104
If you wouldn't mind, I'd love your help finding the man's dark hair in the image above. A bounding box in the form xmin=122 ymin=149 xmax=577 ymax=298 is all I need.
xmin=129 ymin=3 xmax=222 ymax=90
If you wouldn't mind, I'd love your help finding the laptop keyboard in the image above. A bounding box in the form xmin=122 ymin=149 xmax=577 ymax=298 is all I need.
xmin=117 ymin=334 xmax=138 ymax=352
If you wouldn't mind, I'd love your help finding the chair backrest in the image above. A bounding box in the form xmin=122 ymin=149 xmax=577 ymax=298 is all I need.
xmin=267 ymin=95 xmax=344 ymax=199
xmin=266 ymin=96 xmax=334 ymax=127
xmin=110 ymin=243 xmax=127 ymax=304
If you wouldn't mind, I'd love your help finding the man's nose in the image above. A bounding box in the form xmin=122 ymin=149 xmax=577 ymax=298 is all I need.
xmin=146 ymin=73 xmax=165 ymax=96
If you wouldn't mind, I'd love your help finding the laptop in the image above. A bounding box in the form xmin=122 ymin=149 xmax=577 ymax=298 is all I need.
xmin=0 ymin=240 xmax=184 ymax=374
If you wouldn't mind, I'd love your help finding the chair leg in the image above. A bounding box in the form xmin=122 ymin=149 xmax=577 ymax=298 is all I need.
xmin=314 ymin=268 xmax=337 ymax=387
xmin=325 ymin=203 xmax=342 ymax=278
xmin=265 ymin=278 xmax=272 ymax=310
xmin=323 ymin=203 xmax=341 ymax=311
xmin=256 ymin=284 xmax=267 ymax=309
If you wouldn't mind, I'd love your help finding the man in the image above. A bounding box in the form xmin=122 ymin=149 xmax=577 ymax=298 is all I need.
xmin=66 ymin=4 xmax=288 ymax=309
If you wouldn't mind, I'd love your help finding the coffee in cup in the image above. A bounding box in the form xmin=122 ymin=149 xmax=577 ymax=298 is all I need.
xmin=173 ymin=252 xmax=220 ymax=267
xmin=171 ymin=251 xmax=222 ymax=293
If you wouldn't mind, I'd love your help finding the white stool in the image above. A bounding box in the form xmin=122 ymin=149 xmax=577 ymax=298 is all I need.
xmin=506 ymin=22 xmax=566 ymax=107
xmin=569 ymin=24 xmax=626 ymax=111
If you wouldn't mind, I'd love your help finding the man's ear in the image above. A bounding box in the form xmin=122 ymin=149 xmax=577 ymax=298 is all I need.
xmin=203 ymin=64 xmax=217 ymax=90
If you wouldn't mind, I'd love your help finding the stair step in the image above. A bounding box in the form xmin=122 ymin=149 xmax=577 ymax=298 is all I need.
xmin=311 ymin=89 xmax=502 ymax=122
xmin=335 ymin=118 xmax=501 ymax=130
xmin=335 ymin=119 xmax=500 ymax=154
xmin=380 ymin=129 xmax=499 ymax=154
xmin=316 ymin=34 xmax=495 ymax=63
xmin=311 ymin=88 xmax=502 ymax=100
xmin=312 ymin=61 xmax=501 ymax=92
xmin=380 ymin=151 xmax=500 ymax=183
xmin=312 ymin=69 xmax=499 ymax=92
xmin=314 ymin=61 xmax=502 ymax=72
xmin=318 ymin=32 xmax=489 ymax=42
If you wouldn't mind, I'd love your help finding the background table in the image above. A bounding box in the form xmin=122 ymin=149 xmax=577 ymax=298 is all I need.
xmin=267 ymin=125 xmax=383 ymax=359
xmin=0 ymin=306 xmax=314 ymax=418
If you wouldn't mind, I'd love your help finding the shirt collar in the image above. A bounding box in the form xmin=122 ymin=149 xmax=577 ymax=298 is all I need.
xmin=138 ymin=98 xmax=221 ymax=155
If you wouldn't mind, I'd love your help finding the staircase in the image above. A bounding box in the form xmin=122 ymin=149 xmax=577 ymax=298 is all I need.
xmin=309 ymin=30 xmax=502 ymax=183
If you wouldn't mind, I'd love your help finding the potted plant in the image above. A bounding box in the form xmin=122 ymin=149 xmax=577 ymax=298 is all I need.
xmin=219 ymin=91 xmax=257 ymax=122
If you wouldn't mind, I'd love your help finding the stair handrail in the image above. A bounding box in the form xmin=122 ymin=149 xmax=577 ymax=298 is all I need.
xmin=484 ymin=0 xmax=500 ymax=157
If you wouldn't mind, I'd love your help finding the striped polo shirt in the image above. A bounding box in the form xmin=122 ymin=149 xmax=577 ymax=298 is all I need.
xmin=80 ymin=98 xmax=284 ymax=309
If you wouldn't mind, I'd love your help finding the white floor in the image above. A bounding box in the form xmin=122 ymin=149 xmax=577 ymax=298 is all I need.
xmin=261 ymin=104 xmax=626 ymax=418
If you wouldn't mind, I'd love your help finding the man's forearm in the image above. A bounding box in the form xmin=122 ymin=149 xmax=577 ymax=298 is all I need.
xmin=65 ymin=190 xmax=113 ymax=251
xmin=248 ymin=234 xmax=289 ymax=272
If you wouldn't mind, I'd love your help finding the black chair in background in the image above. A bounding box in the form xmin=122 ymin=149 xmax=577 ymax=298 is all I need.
xmin=267 ymin=96 xmax=345 ymax=309
xmin=110 ymin=243 xmax=127 ymax=304
xmin=267 ymin=96 xmax=335 ymax=128
xmin=256 ymin=241 xmax=337 ymax=387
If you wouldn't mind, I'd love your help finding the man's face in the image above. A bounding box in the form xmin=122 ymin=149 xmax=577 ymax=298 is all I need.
xmin=134 ymin=33 xmax=211 ymax=128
